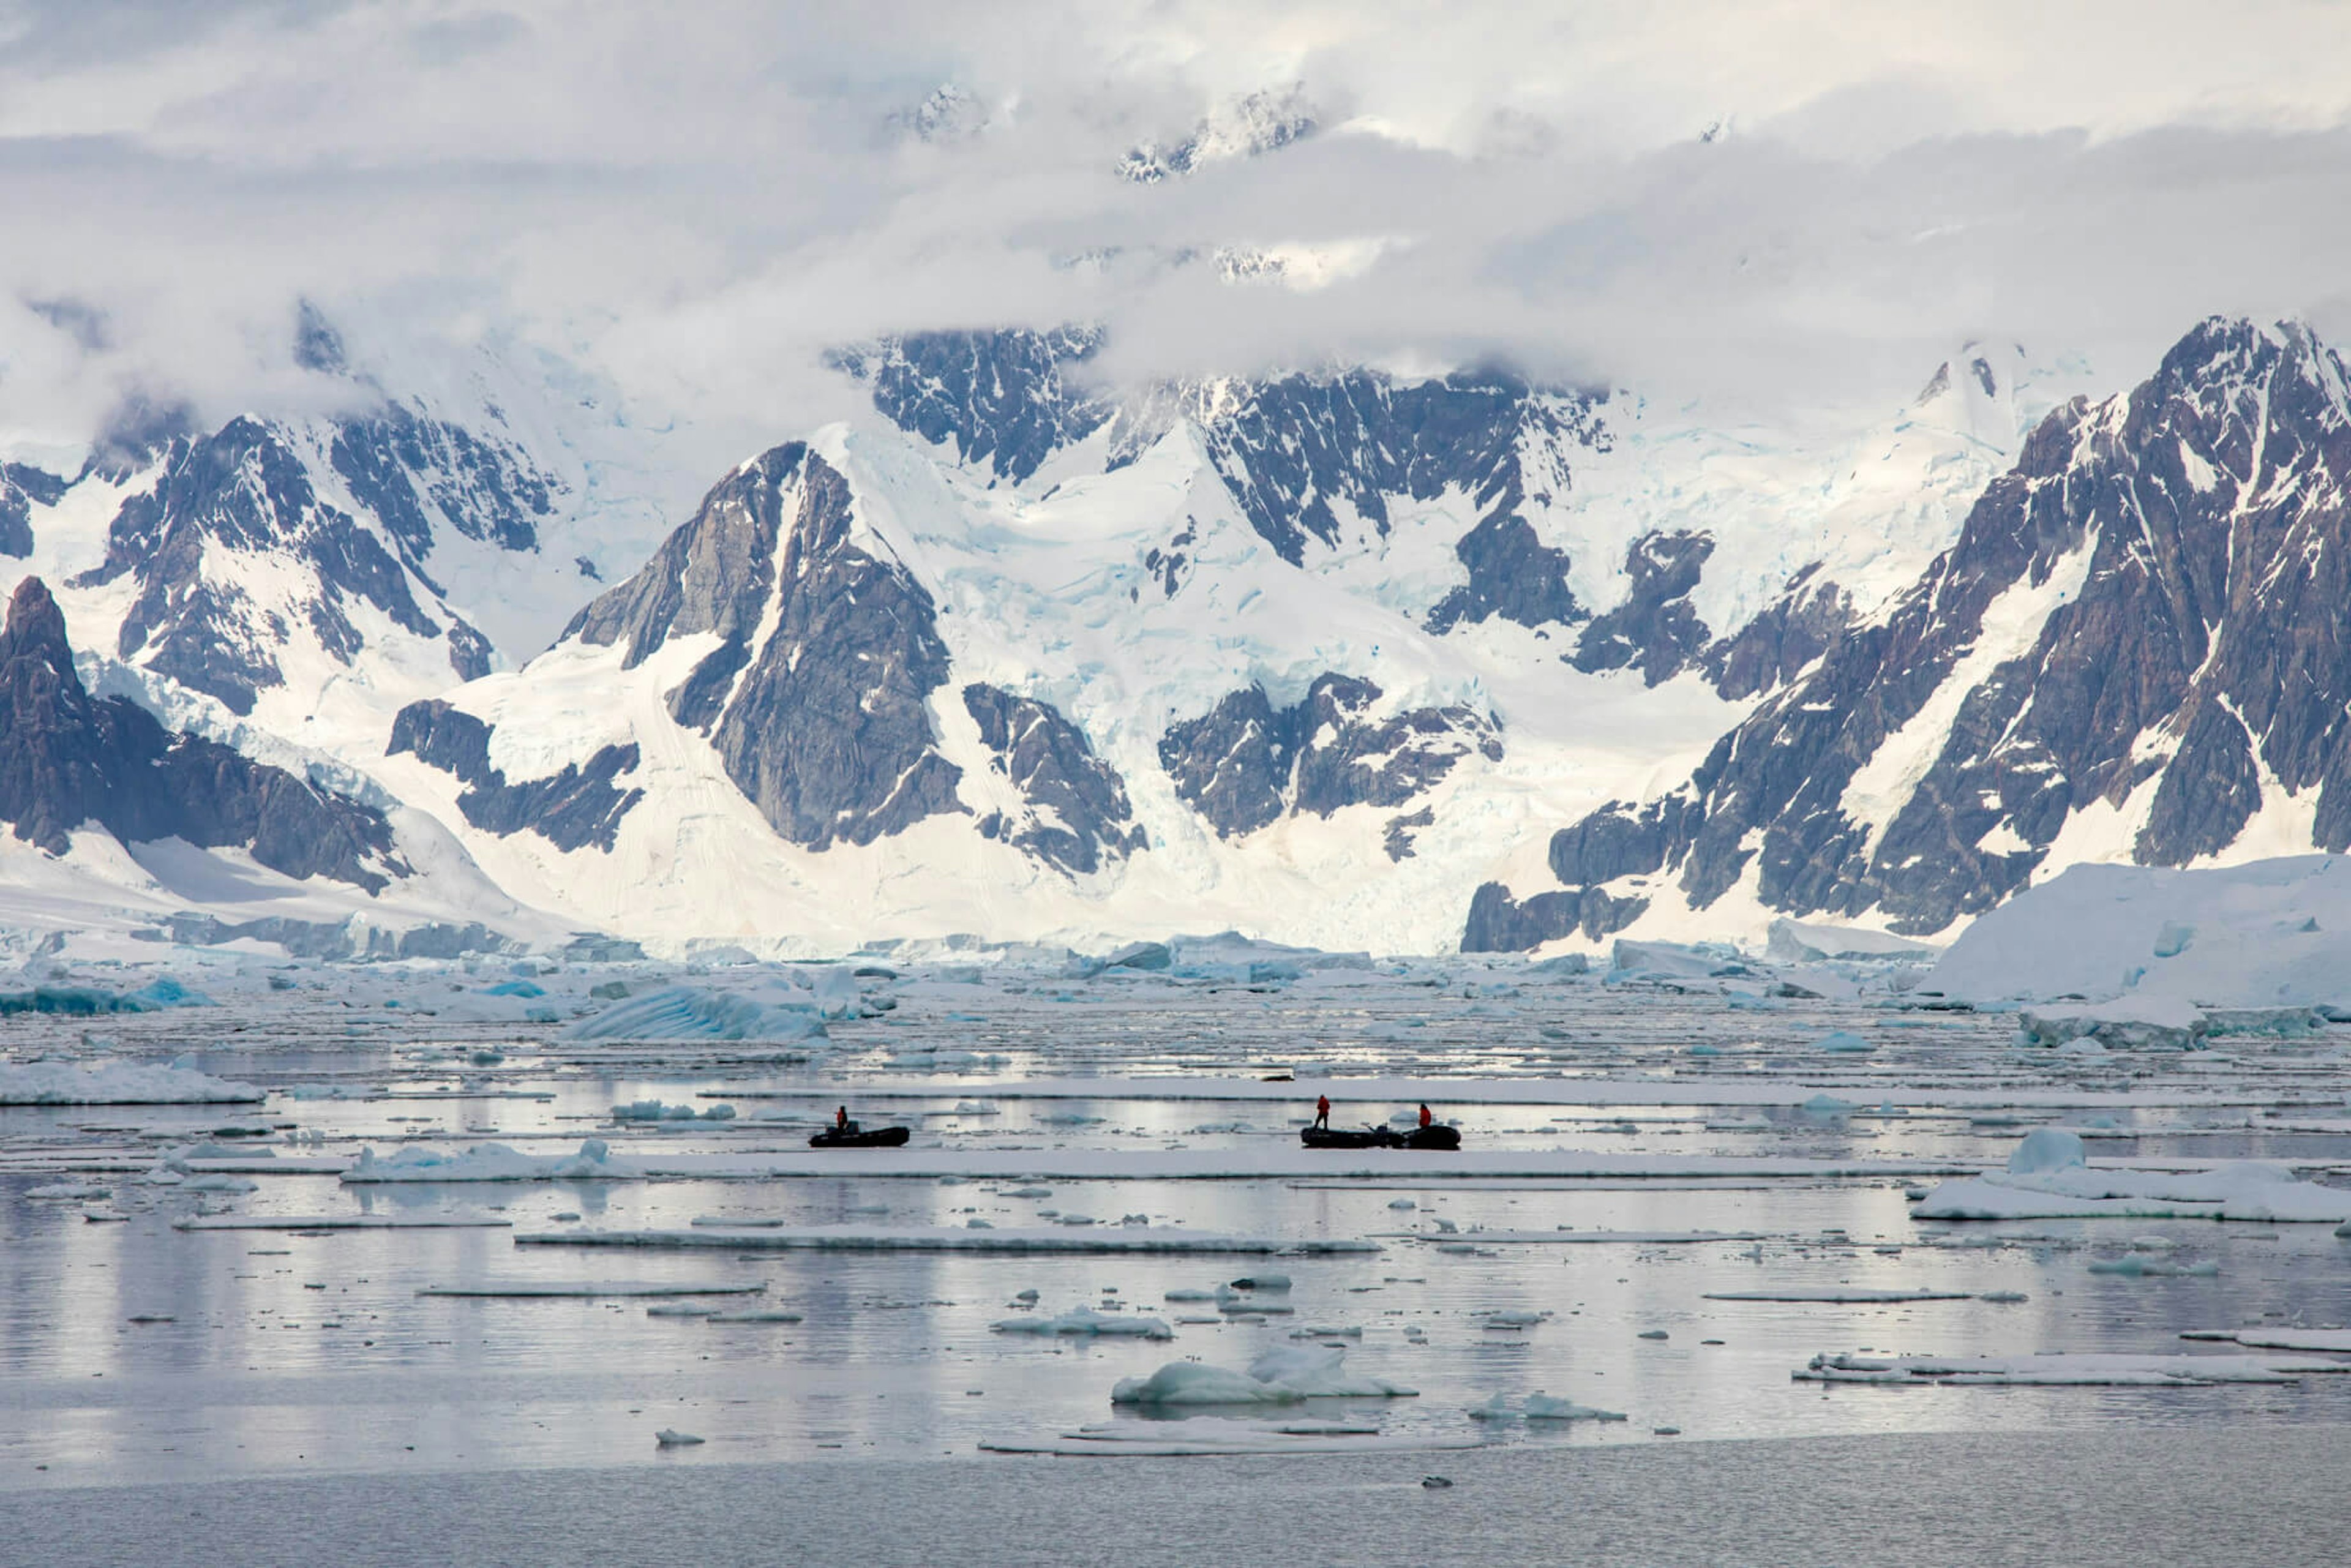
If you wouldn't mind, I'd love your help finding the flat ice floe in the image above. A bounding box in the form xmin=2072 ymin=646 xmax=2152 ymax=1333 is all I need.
xmin=1406 ymin=1229 xmax=1769 ymax=1245
xmin=171 ymin=1214 xmax=514 ymax=1231
xmin=1469 ymin=1392 xmax=1629 ymax=1422
xmin=1798 ymin=1352 xmax=2351 ymax=1386
xmin=992 ymin=1307 xmax=1174 ymax=1340
xmin=979 ymin=1417 xmax=1476 ymax=1457
xmin=1913 ymin=1130 xmax=2351 ymax=1222
xmin=344 ymin=1139 xmax=644 ymax=1182
xmin=2184 ymin=1329 xmax=2351 ymax=1352
xmin=1112 ymin=1345 xmax=1419 ymax=1405
xmin=0 ymin=1060 xmax=262 ymax=1104
xmin=516 ymin=1226 xmax=1380 ymax=1256
xmin=1704 ymin=1288 xmax=1976 ymax=1303
xmin=416 ymin=1281 xmax=770 ymax=1298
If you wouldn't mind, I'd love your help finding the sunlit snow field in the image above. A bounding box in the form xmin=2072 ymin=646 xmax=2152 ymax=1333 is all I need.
xmin=7 ymin=951 xmax=2351 ymax=1499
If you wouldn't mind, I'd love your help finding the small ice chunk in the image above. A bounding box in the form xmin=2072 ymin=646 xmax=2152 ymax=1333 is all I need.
xmin=654 ymin=1430 xmax=705 ymax=1446
xmin=2008 ymin=1128 xmax=2088 ymax=1175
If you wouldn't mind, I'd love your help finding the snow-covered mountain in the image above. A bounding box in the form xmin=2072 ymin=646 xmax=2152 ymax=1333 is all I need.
xmin=1477 ymin=318 xmax=2351 ymax=950
xmin=340 ymin=325 xmax=2068 ymax=954
xmin=28 ymin=297 xmax=2274 ymax=960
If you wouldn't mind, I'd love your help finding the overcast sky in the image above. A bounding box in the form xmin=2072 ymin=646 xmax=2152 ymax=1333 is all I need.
xmin=4 ymin=0 xmax=2350 ymax=449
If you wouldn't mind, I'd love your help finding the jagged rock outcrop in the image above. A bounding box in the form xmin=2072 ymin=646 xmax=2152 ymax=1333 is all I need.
xmin=71 ymin=417 xmax=495 ymax=711
xmin=831 ymin=328 xmax=1111 ymax=483
xmin=565 ymin=443 xmax=964 ymax=852
xmin=1 ymin=463 xmax=67 ymax=558
xmin=963 ymin=684 xmax=1147 ymax=875
xmin=0 ymin=577 xmax=403 ymax=890
xmin=1699 ymin=565 xmax=1854 ymax=700
xmin=1572 ymin=530 xmax=1715 ymax=683
xmin=1477 ymin=317 xmax=2351 ymax=945
xmin=847 ymin=330 xmax=1600 ymax=632
xmin=386 ymin=699 xmax=642 ymax=853
xmin=1117 ymin=86 xmax=1318 ymax=184
xmin=1160 ymin=673 xmax=1502 ymax=839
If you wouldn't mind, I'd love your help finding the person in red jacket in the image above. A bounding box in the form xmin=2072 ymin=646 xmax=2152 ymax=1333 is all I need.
xmin=1418 ymin=1103 xmax=1433 ymax=1129
xmin=836 ymin=1106 xmax=849 ymax=1131
xmin=1314 ymin=1094 xmax=1331 ymax=1130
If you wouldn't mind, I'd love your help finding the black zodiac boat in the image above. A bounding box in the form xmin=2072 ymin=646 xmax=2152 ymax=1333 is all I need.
xmin=808 ymin=1123 xmax=911 ymax=1149
xmin=1300 ymin=1124 xmax=1462 ymax=1151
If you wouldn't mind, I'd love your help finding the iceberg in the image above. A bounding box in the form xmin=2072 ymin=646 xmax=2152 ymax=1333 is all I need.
xmin=0 ymin=1060 xmax=262 ymax=1105
xmin=344 ymin=1138 xmax=645 ymax=1183
xmin=1111 ymin=1345 xmax=1416 ymax=1405
xmin=561 ymin=985 xmax=827 ymax=1045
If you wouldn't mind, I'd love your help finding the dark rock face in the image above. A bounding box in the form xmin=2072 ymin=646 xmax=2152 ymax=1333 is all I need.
xmin=1160 ymin=673 xmax=1501 ymax=839
xmin=1382 ymin=805 xmax=1434 ymax=861
xmin=1479 ymin=317 xmax=2351 ymax=946
xmin=1572 ymin=531 xmax=1716 ymax=684
xmin=0 ymin=463 xmax=67 ymax=558
xmin=1461 ymin=882 xmax=1646 ymax=951
xmin=0 ymin=577 xmax=403 ymax=891
xmin=833 ymin=329 xmax=1110 ymax=483
xmin=963 ymin=684 xmax=1146 ymax=875
xmin=328 ymin=401 xmax=557 ymax=560
xmin=834 ymin=329 xmax=1600 ymax=631
xmin=1700 ymin=565 xmax=1853 ymax=700
xmin=1426 ymin=512 xmax=1583 ymax=634
xmin=566 ymin=444 xmax=966 ymax=853
xmin=386 ymin=699 xmax=642 ymax=853
xmin=73 ymin=417 xmax=494 ymax=711
xmin=1177 ymin=369 xmax=1600 ymax=593
xmin=565 ymin=441 xmax=803 ymax=676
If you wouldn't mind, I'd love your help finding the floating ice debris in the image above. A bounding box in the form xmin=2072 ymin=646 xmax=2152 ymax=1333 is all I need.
xmin=1638 ymin=1330 xmax=1670 ymax=1340
xmin=981 ymin=1419 xmax=1468 ymax=1458
xmin=2087 ymin=1256 xmax=2220 ymax=1278
xmin=647 ymin=1304 xmax=722 ymax=1317
xmin=1389 ymin=1200 xmax=1417 ymax=1211
xmin=654 ymin=1430 xmax=705 ymax=1447
xmin=417 ymin=1281 xmax=768 ymax=1299
xmin=1815 ymin=1031 xmax=1875 ymax=1054
xmin=1422 ymin=1476 xmax=1454 ymax=1488
xmin=0 ymin=1061 xmax=262 ymax=1105
xmin=562 ymin=985 xmax=827 ymax=1045
xmin=992 ymin=1307 xmax=1173 ymax=1340
xmin=1980 ymin=1291 xmax=2030 ymax=1304
xmin=1419 ymin=1230 xmax=1768 ymax=1246
xmin=1112 ymin=1345 xmax=1417 ymax=1405
xmin=345 ymin=1139 xmax=645 ymax=1184
xmin=1704 ymin=1288 xmax=1973 ymax=1303
xmin=1798 ymin=1351 xmax=2351 ymax=1386
xmin=516 ymin=1226 xmax=1375 ymax=1256
xmin=1470 ymin=1392 xmax=1630 ymax=1422
xmin=174 ymin=1214 xmax=513 ymax=1231
xmin=179 ymin=1174 xmax=257 ymax=1193
xmin=1799 ymin=1093 xmax=1856 ymax=1118
xmin=611 ymin=1100 xmax=735 ymax=1122
xmin=705 ymin=1310 xmax=803 ymax=1324
xmin=1915 ymin=1133 xmax=2351 ymax=1222
xmin=26 ymin=1184 xmax=111 ymax=1201
xmin=2185 ymin=1328 xmax=2351 ymax=1352
xmin=1228 ymin=1274 xmax=1291 ymax=1292
xmin=1480 ymin=1310 xmax=1547 ymax=1329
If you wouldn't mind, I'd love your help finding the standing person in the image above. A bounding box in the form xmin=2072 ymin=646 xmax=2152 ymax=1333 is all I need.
xmin=1418 ymin=1103 xmax=1433 ymax=1130
xmin=1314 ymin=1094 xmax=1331 ymax=1130
xmin=836 ymin=1106 xmax=849 ymax=1131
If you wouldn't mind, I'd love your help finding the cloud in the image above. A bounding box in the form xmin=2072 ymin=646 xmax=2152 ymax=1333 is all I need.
xmin=1 ymin=0 xmax=2348 ymax=457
